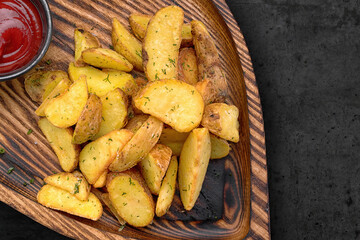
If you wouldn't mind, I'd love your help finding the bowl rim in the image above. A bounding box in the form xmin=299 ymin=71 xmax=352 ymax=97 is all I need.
xmin=0 ymin=0 xmax=53 ymax=82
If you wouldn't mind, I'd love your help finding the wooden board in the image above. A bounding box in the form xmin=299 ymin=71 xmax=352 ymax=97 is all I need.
xmin=0 ymin=0 xmax=270 ymax=239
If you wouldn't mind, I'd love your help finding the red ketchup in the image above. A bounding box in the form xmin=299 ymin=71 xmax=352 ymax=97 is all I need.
xmin=0 ymin=0 xmax=43 ymax=73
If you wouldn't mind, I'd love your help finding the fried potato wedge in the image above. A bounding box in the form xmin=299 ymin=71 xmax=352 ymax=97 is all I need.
xmin=42 ymin=71 xmax=70 ymax=101
xmin=139 ymin=144 xmax=172 ymax=195
xmin=195 ymin=78 xmax=217 ymax=105
xmin=74 ymin=28 xmax=101 ymax=66
xmin=107 ymin=169 xmax=155 ymax=227
xmin=191 ymin=20 xmax=228 ymax=102
xmin=35 ymin=78 xmax=72 ymax=116
xmin=24 ymin=70 xmax=68 ymax=103
xmin=92 ymin=170 xmax=107 ymax=188
xmin=37 ymin=185 xmax=102 ymax=221
xmin=201 ymin=103 xmax=240 ymax=142
xmin=159 ymin=128 xmax=189 ymax=156
xmin=210 ymin=134 xmax=230 ymax=159
xmin=178 ymin=48 xmax=198 ymax=85
xmin=68 ymin=62 xmax=137 ymax=96
xmin=109 ymin=116 xmax=163 ymax=172
xmin=179 ymin=128 xmax=211 ymax=210
xmin=72 ymin=94 xmax=102 ymax=144
xmin=124 ymin=114 xmax=149 ymax=133
xmin=44 ymin=171 xmax=90 ymax=201
xmin=91 ymin=88 xmax=128 ymax=140
xmin=156 ymin=156 xmax=178 ymax=217
xmin=79 ymin=129 xmax=133 ymax=184
xmin=143 ymin=6 xmax=184 ymax=81
xmin=38 ymin=118 xmax=80 ymax=172
xmin=129 ymin=13 xmax=192 ymax=46
xmin=82 ymin=48 xmax=133 ymax=72
xmin=112 ymin=18 xmax=143 ymax=70
xmin=44 ymin=76 xmax=88 ymax=128
xmin=134 ymin=79 xmax=204 ymax=132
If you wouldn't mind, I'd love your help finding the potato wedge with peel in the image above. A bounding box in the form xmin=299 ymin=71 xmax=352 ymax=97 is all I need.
xmin=143 ymin=6 xmax=184 ymax=81
xmin=74 ymin=28 xmax=101 ymax=66
xmin=112 ymin=18 xmax=143 ymax=70
xmin=35 ymin=78 xmax=72 ymax=116
xmin=68 ymin=62 xmax=137 ymax=96
xmin=201 ymin=103 xmax=240 ymax=142
xmin=210 ymin=134 xmax=230 ymax=159
xmin=159 ymin=128 xmax=189 ymax=156
xmin=156 ymin=156 xmax=178 ymax=217
xmin=191 ymin=20 xmax=228 ymax=102
xmin=38 ymin=118 xmax=80 ymax=172
xmin=92 ymin=170 xmax=107 ymax=188
xmin=44 ymin=171 xmax=90 ymax=201
xmin=195 ymin=78 xmax=217 ymax=105
xmin=109 ymin=116 xmax=163 ymax=172
xmin=79 ymin=129 xmax=133 ymax=184
xmin=129 ymin=13 xmax=193 ymax=46
xmin=124 ymin=114 xmax=148 ymax=133
xmin=90 ymin=88 xmax=128 ymax=140
xmin=44 ymin=75 xmax=88 ymax=128
xmin=42 ymin=71 xmax=71 ymax=101
xmin=72 ymin=94 xmax=102 ymax=144
xmin=179 ymin=128 xmax=211 ymax=211
xmin=24 ymin=70 xmax=69 ymax=103
xmin=134 ymin=79 xmax=204 ymax=132
xmin=107 ymin=169 xmax=155 ymax=227
xmin=139 ymin=144 xmax=172 ymax=195
xmin=178 ymin=48 xmax=198 ymax=85
xmin=37 ymin=185 xmax=102 ymax=221
xmin=82 ymin=48 xmax=133 ymax=72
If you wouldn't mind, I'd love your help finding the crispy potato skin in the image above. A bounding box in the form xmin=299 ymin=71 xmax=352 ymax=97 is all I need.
xmin=195 ymin=78 xmax=217 ymax=105
xmin=134 ymin=79 xmax=204 ymax=132
xmin=124 ymin=114 xmax=149 ymax=133
xmin=142 ymin=6 xmax=184 ymax=82
xmin=178 ymin=128 xmax=211 ymax=211
xmin=74 ymin=28 xmax=101 ymax=66
xmin=210 ymin=134 xmax=230 ymax=159
xmin=191 ymin=20 xmax=228 ymax=102
xmin=82 ymin=48 xmax=133 ymax=72
xmin=44 ymin=76 xmax=88 ymax=128
xmin=112 ymin=18 xmax=143 ymax=70
xmin=37 ymin=185 xmax=103 ymax=221
xmin=109 ymin=116 xmax=163 ymax=172
xmin=201 ymin=103 xmax=240 ymax=142
xmin=72 ymin=94 xmax=102 ymax=144
xmin=156 ymin=156 xmax=178 ymax=217
xmin=42 ymin=71 xmax=71 ymax=101
xmin=38 ymin=118 xmax=80 ymax=172
xmin=107 ymin=169 xmax=155 ymax=227
xmin=139 ymin=144 xmax=172 ymax=195
xmin=178 ymin=48 xmax=198 ymax=85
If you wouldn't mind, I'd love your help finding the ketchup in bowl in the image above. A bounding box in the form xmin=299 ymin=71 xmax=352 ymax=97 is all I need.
xmin=0 ymin=0 xmax=43 ymax=73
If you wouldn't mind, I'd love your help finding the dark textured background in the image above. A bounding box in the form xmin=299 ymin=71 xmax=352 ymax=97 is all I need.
xmin=1 ymin=0 xmax=359 ymax=239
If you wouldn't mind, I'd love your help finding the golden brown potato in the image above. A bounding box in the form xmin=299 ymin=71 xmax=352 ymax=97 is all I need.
xmin=191 ymin=20 xmax=228 ymax=102
xmin=201 ymin=103 xmax=239 ymax=142
xmin=142 ymin=6 xmax=184 ymax=82
xmin=178 ymin=48 xmax=198 ymax=85
xmin=91 ymin=88 xmax=128 ymax=140
xmin=156 ymin=156 xmax=178 ymax=217
xmin=44 ymin=75 xmax=88 ymax=128
xmin=35 ymin=78 xmax=72 ymax=116
xmin=112 ymin=18 xmax=143 ymax=70
xmin=129 ymin=13 xmax=193 ymax=46
xmin=134 ymin=77 xmax=148 ymax=89
xmin=139 ymin=144 xmax=172 ymax=195
xmin=124 ymin=114 xmax=149 ymax=133
xmin=44 ymin=171 xmax=90 ymax=201
xmin=42 ymin=71 xmax=71 ymax=101
xmin=74 ymin=28 xmax=101 ymax=66
xmin=178 ymin=128 xmax=211 ymax=210
xmin=107 ymin=169 xmax=155 ymax=227
xmin=195 ymin=78 xmax=217 ymax=105
xmin=68 ymin=63 xmax=137 ymax=96
xmin=133 ymin=79 xmax=204 ymax=132
xmin=72 ymin=94 xmax=102 ymax=144
xmin=92 ymin=170 xmax=107 ymax=188
xmin=159 ymin=128 xmax=189 ymax=156
xmin=109 ymin=116 xmax=163 ymax=172
xmin=82 ymin=48 xmax=133 ymax=72
xmin=210 ymin=134 xmax=230 ymax=159
xmin=37 ymin=185 xmax=102 ymax=221
xmin=38 ymin=118 xmax=80 ymax=172
xmin=79 ymin=129 xmax=133 ymax=184
xmin=24 ymin=70 xmax=69 ymax=103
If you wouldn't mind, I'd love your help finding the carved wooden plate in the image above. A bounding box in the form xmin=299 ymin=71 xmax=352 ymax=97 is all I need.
xmin=0 ymin=0 xmax=270 ymax=239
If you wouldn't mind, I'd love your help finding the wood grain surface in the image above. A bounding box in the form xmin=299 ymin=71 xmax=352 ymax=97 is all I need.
xmin=0 ymin=0 xmax=270 ymax=239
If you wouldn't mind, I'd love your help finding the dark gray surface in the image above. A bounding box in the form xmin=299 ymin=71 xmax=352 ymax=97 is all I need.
xmin=1 ymin=0 xmax=359 ymax=239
